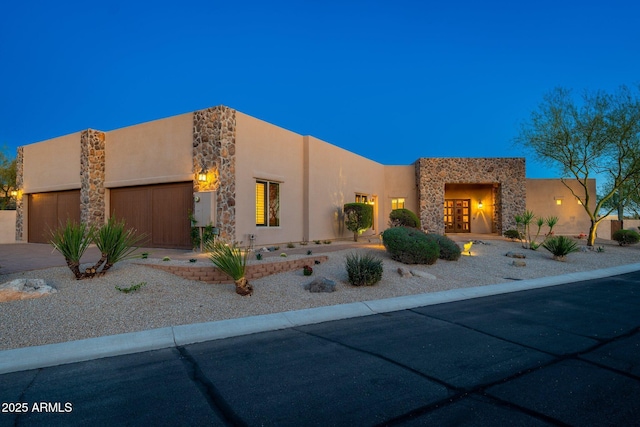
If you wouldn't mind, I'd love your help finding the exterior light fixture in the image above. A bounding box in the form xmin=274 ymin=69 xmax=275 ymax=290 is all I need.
xmin=10 ymin=190 xmax=18 ymax=197
xmin=198 ymin=169 xmax=207 ymax=182
xmin=477 ymin=200 xmax=483 ymax=209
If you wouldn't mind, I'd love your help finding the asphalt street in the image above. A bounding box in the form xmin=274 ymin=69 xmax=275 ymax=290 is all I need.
xmin=1 ymin=271 xmax=640 ymax=426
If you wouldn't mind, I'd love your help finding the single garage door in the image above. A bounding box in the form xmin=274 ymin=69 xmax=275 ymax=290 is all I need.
xmin=28 ymin=190 xmax=81 ymax=243
xmin=110 ymin=182 xmax=193 ymax=249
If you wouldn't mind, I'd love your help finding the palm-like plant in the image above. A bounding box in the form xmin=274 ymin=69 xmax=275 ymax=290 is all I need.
xmin=49 ymin=220 xmax=94 ymax=279
xmin=94 ymin=216 xmax=148 ymax=273
xmin=207 ymin=241 xmax=253 ymax=296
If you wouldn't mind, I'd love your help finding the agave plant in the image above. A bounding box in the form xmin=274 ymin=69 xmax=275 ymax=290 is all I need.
xmin=49 ymin=219 xmax=95 ymax=279
xmin=542 ymin=236 xmax=580 ymax=261
xmin=94 ymin=216 xmax=148 ymax=273
xmin=207 ymin=241 xmax=253 ymax=296
xmin=50 ymin=217 xmax=146 ymax=279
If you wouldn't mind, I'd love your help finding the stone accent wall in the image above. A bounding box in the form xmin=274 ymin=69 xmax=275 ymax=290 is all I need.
xmin=193 ymin=106 xmax=237 ymax=242
xmin=416 ymin=158 xmax=526 ymax=235
xmin=80 ymin=129 xmax=106 ymax=227
xmin=15 ymin=147 xmax=24 ymax=241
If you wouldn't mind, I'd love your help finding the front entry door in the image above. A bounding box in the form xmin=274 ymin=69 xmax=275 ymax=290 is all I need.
xmin=444 ymin=199 xmax=470 ymax=233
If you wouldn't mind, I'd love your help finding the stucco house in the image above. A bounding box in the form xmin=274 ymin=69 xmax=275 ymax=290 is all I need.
xmin=14 ymin=105 xmax=595 ymax=249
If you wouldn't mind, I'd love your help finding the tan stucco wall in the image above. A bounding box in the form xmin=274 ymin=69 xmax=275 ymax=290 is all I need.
xmin=104 ymin=113 xmax=194 ymax=188
xmin=0 ymin=210 xmax=16 ymax=243
xmin=234 ymin=112 xmax=305 ymax=246
xmin=22 ymin=132 xmax=82 ymax=193
xmin=305 ymin=136 xmax=386 ymax=241
xmin=383 ymin=165 xmax=418 ymax=228
xmin=526 ymin=179 xmax=596 ymax=235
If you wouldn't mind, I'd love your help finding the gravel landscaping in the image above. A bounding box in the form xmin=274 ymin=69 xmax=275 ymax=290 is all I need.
xmin=1 ymin=237 xmax=639 ymax=351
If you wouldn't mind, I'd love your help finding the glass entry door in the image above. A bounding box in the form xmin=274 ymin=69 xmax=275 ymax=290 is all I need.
xmin=444 ymin=199 xmax=470 ymax=233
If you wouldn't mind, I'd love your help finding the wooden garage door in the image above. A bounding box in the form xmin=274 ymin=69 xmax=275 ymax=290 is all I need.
xmin=110 ymin=182 xmax=193 ymax=249
xmin=28 ymin=190 xmax=81 ymax=243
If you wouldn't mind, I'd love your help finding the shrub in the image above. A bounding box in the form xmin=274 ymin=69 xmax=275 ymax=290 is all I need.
xmin=94 ymin=216 xmax=148 ymax=273
xmin=504 ymin=229 xmax=522 ymax=240
xmin=382 ymin=227 xmax=439 ymax=265
xmin=542 ymin=236 xmax=580 ymax=261
xmin=344 ymin=203 xmax=373 ymax=242
xmin=427 ymin=233 xmax=461 ymax=261
xmin=612 ymin=229 xmax=640 ymax=246
xmin=207 ymin=241 xmax=253 ymax=296
xmin=345 ymin=253 xmax=383 ymax=286
xmin=389 ymin=209 xmax=421 ymax=228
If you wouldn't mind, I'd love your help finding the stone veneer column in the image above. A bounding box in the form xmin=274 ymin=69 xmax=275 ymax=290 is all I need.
xmin=80 ymin=129 xmax=106 ymax=227
xmin=416 ymin=158 xmax=526 ymax=235
xmin=15 ymin=146 xmax=24 ymax=241
xmin=193 ymin=106 xmax=236 ymax=242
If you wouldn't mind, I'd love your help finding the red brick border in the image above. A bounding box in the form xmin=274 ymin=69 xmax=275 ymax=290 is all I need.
xmin=140 ymin=256 xmax=328 ymax=284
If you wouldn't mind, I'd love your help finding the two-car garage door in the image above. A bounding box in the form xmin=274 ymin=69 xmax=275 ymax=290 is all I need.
xmin=28 ymin=182 xmax=193 ymax=249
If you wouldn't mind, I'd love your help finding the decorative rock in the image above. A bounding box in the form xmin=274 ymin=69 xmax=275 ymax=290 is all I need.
xmin=0 ymin=279 xmax=57 ymax=302
xmin=512 ymin=260 xmax=526 ymax=267
xmin=397 ymin=267 xmax=412 ymax=278
xmin=410 ymin=270 xmax=437 ymax=280
xmin=303 ymin=277 xmax=336 ymax=293
xmin=506 ymin=251 xmax=526 ymax=259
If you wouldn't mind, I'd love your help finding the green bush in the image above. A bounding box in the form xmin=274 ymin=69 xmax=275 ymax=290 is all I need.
xmin=542 ymin=236 xmax=580 ymax=261
xmin=612 ymin=229 xmax=640 ymax=246
xmin=206 ymin=241 xmax=253 ymax=296
xmin=344 ymin=203 xmax=373 ymax=242
xmin=389 ymin=209 xmax=421 ymax=228
xmin=382 ymin=227 xmax=439 ymax=265
xmin=345 ymin=253 xmax=383 ymax=286
xmin=427 ymin=233 xmax=461 ymax=261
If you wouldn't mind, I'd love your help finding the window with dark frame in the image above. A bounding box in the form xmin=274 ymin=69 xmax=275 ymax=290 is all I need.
xmin=256 ymin=181 xmax=280 ymax=227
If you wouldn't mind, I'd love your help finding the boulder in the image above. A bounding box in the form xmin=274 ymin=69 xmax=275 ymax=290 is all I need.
xmin=410 ymin=270 xmax=437 ymax=280
xmin=0 ymin=279 xmax=57 ymax=302
xmin=397 ymin=267 xmax=412 ymax=278
xmin=506 ymin=251 xmax=526 ymax=259
xmin=512 ymin=260 xmax=527 ymax=267
xmin=304 ymin=277 xmax=336 ymax=293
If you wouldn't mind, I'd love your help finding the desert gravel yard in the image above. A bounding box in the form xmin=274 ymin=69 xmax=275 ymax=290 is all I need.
xmin=1 ymin=237 xmax=639 ymax=350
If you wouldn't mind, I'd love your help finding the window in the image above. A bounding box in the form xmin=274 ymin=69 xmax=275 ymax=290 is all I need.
xmin=256 ymin=181 xmax=280 ymax=226
xmin=355 ymin=194 xmax=368 ymax=203
xmin=391 ymin=198 xmax=405 ymax=210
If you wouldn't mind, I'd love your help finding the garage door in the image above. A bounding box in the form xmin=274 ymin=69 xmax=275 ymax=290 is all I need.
xmin=28 ymin=190 xmax=81 ymax=243
xmin=110 ymin=182 xmax=193 ymax=249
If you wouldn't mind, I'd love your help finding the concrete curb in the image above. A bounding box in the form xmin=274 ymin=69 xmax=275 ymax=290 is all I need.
xmin=2 ymin=262 xmax=640 ymax=375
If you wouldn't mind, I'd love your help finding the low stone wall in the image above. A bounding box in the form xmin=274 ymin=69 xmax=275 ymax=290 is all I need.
xmin=142 ymin=255 xmax=328 ymax=284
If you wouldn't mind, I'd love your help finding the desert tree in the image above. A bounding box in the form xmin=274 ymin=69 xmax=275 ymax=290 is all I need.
xmin=515 ymin=86 xmax=640 ymax=246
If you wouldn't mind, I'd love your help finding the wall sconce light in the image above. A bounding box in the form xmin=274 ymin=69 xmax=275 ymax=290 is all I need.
xmin=577 ymin=198 xmax=582 ymax=205
xmin=477 ymin=200 xmax=483 ymax=209
xmin=10 ymin=190 xmax=18 ymax=197
xmin=555 ymin=197 xmax=563 ymax=206
xmin=198 ymin=169 xmax=207 ymax=182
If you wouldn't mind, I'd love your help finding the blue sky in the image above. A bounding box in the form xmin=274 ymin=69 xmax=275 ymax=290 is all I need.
xmin=1 ymin=0 xmax=638 ymax=178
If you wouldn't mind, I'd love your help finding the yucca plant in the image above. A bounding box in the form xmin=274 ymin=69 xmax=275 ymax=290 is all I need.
xmin=345 ymin=252 xmax=383 ymax=286
xmin=49 ymin=220 xmax=95 ymax=279
xmin=207 ymin=241 xmax=253 ymax=296
xmin=542 ymin=236 xmax=580 ymax=261
xmin=94 ymin=216 xmax=148 ymax=274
